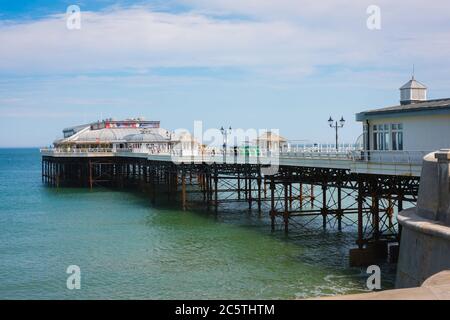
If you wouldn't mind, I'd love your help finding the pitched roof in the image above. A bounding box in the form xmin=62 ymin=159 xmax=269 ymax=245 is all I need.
xmin=400 ymin=78 xmax=427 ymax=90
xmin=356 ymin=98 xmax=450 ymax=121
xmin=257 ymin=131 xmax=287 ymax=142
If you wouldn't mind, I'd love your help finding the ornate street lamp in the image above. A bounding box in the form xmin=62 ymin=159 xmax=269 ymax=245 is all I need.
xmin=220 ymin=126 xmax=232 ymax=162
xmin=328 ymin=116 xmax=345 ymax=151
xmin=165 ymin=130 xmax=172 ymax=153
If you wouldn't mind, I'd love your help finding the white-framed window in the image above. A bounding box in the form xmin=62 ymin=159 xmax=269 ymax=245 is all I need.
xmin=373 ymin=124 xmax=388 ymax=150
xmin=372 ymin=123 xmax=403 ymax=151
xmin=391 ymin=123 xmax=403 ymax=151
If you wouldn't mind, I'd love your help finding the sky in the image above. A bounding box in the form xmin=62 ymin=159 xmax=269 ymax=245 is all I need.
xmin=1 ymin=0 xmax=450 ymax=147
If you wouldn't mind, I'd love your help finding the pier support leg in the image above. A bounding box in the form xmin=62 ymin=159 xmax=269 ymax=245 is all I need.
xmin=270 ymin=177 xmax=275 ymax=231
xmin=206 ymin=172 xmax=211 ymax=211
xmin=214 ymin=168 xmax=218 ymax=213
xmin=201 ymin=173 xmax=206 ymax=201
xmin=387 ymin=195 xmax=394 ymax=229
xmin=372 ymin=194 xmax=380 ymax=241
xmin=263 ymin=178 xmax=267 ymax=199
xmin=398 ymin=193 xmax=404 ymax=241
xmin=150 ymin=168 xmax=156 ymax=205
xmin=248 ymin=170 xmax=252 ymax=211
xmin=56 ymin=162 xmax=60 ymax=188
xmin=284 ymin=182 xmax=289 ymax=234
xmin=289 ymin=183 xmax=292 ymax=210
xmin=337 ymin=185 xmax=342 ymax=231
xmin=181 ymin=170 xmax=186 ymax=211
xmin=321 ymin=184 xmax=327 ymax=230
xmin=244 ymin=174 xmax=248 ymax=200
xmin=257 ymin=169 xmax=262 ymax=214
xmin=237 ymin=169 xmax=241 ymax=200
xmin=357 ymin=181 xmax=364 ymax=249
xmin=88 ymin=161 xmax=93 ymax=189
xmin=299 ymin=183 xmax=303 ymax=209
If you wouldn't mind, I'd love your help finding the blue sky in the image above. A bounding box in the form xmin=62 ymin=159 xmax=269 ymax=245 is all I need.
xmin=1 ymin=0 xmax=450 ymax=147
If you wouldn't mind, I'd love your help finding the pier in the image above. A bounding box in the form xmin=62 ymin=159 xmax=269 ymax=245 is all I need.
xmin=41 ymin=145 xmax=424 ymax=266
xmin=42 ymin=73 xmax=450 ymax=267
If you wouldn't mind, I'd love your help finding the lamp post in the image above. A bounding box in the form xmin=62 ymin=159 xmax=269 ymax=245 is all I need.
xmin=165 ymin=130 xmax=172 ymax=154
xmin=328 ymin=116 xmax=345 ymax=151
xmin=220 ymin=126 xmax=232 ymax=163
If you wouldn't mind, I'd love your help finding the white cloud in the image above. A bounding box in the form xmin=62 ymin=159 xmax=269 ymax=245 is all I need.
xmin=0 ymin=2 xmax=449 ymax=82
xmin=181 ymin=0 xmax=450 ymax=24
xmin=0 ymin=9 xmax=319 ymax=73
xmin=181 ymin=0 xmax=362 ymax=20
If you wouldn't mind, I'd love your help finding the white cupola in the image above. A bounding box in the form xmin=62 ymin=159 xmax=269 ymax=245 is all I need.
xmin=400 ymin=76 xmax=427 ymax=105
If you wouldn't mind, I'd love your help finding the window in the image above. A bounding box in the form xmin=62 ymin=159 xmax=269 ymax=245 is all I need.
xmin=373 ymin=123 xmax=403 ymax=151
xmin=392 ymin=131 xmax=397 ymax=150
xmin=378 ymin=131 xmax=384 ymax=150
xmin=384 ymin=131 xmax=390 ymax=150
xmin=373 ymin=125 xmax=378 ymax=150
xmin=373 ymin=124 xmax=388 ymax=150
xmin=391 ymin=123 xmax=403 ymax=151
xmin=398 ymin=132 xmax=403 ymax=150
xmin=63 ymin=129 xmax=75 ymax=138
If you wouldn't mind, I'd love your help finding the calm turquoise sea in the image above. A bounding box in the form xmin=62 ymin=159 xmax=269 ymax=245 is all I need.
xmin=0 ymin=148 xmax=396 ymax=299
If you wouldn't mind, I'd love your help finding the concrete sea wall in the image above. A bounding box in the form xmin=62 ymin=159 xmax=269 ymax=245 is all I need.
xmin=396 ymin=150 xmax=450 ymax=288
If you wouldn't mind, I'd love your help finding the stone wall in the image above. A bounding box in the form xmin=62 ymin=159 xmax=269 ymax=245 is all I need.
xmin=396 ymin=150 xmax=450 ymax=288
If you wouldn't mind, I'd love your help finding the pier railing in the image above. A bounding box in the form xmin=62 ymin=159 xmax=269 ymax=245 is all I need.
xmin=41 ymin=147 xmax=114 ymax=153
xmin=41 ymin=147 xmax=430 ymax=165
xmin=349 ymin=150 xmax=430 ymax=165
xmin=280 ymin=150 xmax=352 ymax=160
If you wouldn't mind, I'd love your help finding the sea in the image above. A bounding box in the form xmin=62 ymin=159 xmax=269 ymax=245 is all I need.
xmin=0 ymin=148 xmax=396 ymax=299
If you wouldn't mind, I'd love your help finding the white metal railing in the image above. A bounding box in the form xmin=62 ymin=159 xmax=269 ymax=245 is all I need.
xmin=281 ymin=150 xmax=353 ymax=160
xmin=116 ymin=147 xmax=171 ymax=154
xmin=40 ymin=146 xmax=430 ymax=165
xmin=40 ymin=147 xmax=113 ymax=153
xmin=349 ymin=150 xmax=431 ymax=165
xmin=286 ymin=142 xmax=358 ymax=153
